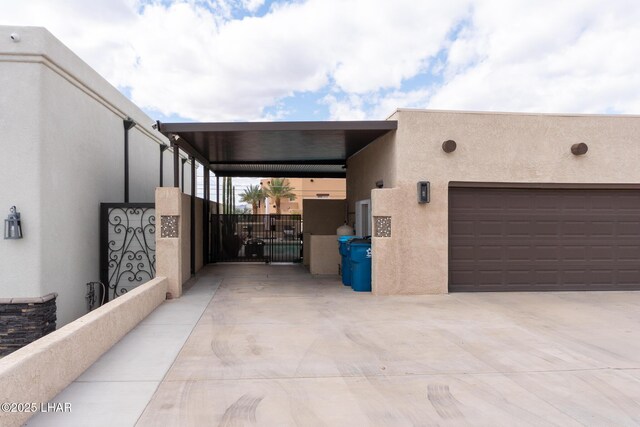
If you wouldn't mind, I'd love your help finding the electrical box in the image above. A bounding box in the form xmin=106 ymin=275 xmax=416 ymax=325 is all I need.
xmin=417 ymin=181 xmax=430 ymax=204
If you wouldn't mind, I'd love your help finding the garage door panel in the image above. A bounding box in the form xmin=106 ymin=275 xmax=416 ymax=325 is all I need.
xmin=619 ymin=221 xmax=640 ymax=234
xmin=591 ymin=221 xmax=616 ymax=235
xmin=534 ymin=246 xmax=559 ymax=261
xmin=560 ymin=246 xmax=587 ymax=261
xmin=477 ymin=221 xmax=503 ymax=237
xmin=477 ymin=246 xmax=503 ymax=261
xmin=618 ymin=270 xmax=640 ymax=284
xmin=450 ymin=245 xmax=475 ymax=260
xmin=450 ymin=220 xmax=475 ymax=237
xmin=504 ymin=221 xmax=531 ymax=236
xmin=618 ymin=246 xmax=640 ymax=260
xmin=590 ymin=270 xmax=616 ymax=284
xmin=504 ymin=246 xmax=530 ymax=261
xmin=449 ymin=187 xmax=640 ymax=292
xmin=531 ymin=221 xmax=559 ymax=236
xmin=590 ymin=246 xmax=616 ymax=261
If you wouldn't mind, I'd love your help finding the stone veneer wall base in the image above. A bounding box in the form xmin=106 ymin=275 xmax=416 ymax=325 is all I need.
xmin=0 ymin=293 xmax=57 ymax=357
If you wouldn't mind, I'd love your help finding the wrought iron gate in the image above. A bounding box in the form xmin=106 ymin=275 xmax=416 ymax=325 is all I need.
xmin=212 ymin=214 xmax=302 ymax=263
xmin=100 ymin=203 xmax=156 ymax=303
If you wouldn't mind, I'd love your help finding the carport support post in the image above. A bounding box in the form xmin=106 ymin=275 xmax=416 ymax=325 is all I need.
xmin=159 ymin=144 xmax=168 ymax=187
xmin=181 ymin=158 xmax=187 ymax=192
xmin=172 ymin=143 xmax=179 ymax=188
xmin=215 ymin=175 xmax=220 ymax=262
xmin=203 ymin=168 xmax=210 ymax=263
xmin=190 ymin=157 xmax=196 ymax=276
xmin=123 ymin=117 xmax=136 ymax=202
xmin=155 ymin=187 xmax=184 ymax=298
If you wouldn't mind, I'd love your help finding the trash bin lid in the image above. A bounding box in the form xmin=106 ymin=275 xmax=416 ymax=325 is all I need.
xmin=338 ymin=235 xmax=358 ymax=242
xmin=349 ymin=238 xmax=371 ymax=245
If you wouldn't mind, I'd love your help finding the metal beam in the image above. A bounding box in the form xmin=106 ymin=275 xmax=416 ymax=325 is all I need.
xmin=211 ymin=170 xmax=346 ymax=178
xmin=208 ymin=159 xmax=346 ymax=165
xmin=160 ymin=120 xmax=397 ymax=133
xmin=173 ymin=135 xmax=210 ymax=167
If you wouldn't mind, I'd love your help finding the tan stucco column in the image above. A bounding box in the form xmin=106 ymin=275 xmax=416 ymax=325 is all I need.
xmin=155 ymin=187 xmax=185 ymax=298
xmin=370 ymin=188 xmax=399 ymax=295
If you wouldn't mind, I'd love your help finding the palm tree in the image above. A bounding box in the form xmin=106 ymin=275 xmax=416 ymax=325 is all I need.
xmin=265 ymin=178 xmax=296 ymax=214
xmin=239 ymin=184 xmax=265 ymax=213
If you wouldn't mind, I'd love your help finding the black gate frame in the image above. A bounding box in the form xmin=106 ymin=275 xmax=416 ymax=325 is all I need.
xmin=211 ymin=214 xmax=302 ymax=263
xmin=99 ymin=203 xmax=156 ymax=304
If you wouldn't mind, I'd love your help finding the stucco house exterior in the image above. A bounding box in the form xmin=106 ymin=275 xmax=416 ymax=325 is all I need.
xmin=348 ymin=109 xmax=640 ymax=295
xmin=2 ymin=24 xmax=640 ymax=357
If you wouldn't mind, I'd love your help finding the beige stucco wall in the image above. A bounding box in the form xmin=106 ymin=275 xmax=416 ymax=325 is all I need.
xmin=346 ymin=122 xmax=398 ymax=227
xmin=0 ymin=276 xmax=167 ymax=427
xmin=309 ymin=235 xmax=341 ymax=275
xmin=0 ymin=26 xmax=183 ymax=326
xmin=366 ymin=109 xmax=640 ymax=295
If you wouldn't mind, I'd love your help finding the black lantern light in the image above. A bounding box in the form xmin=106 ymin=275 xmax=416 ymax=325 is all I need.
xmin=4 ymin=206 xmax=23 ymax=239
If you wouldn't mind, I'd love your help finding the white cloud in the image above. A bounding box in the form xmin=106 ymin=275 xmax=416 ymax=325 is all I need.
xmin=241 ymin=0 xmax=265 ymax=13
xmin=321 ymin=94 xmax=367 ymax=120
xmin=0 ymin=0 xmax=469 ymax=120
xmin=1 ymin=0 xmax=639 ymax=120
xmin=428 ymin=0 xmax=640 ymax=114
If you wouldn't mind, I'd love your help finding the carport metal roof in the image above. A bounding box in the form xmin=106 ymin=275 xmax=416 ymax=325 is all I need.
xmin=158 ymin=120 xmax=397 ymax=178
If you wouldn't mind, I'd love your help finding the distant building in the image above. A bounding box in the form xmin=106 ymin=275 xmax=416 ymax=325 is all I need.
xmin=257 ymin=178 xmax=346 ymax=214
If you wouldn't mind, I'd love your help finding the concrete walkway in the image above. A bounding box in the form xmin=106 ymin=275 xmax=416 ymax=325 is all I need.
xmin=31 ymin=264 xmax=640 ymax=426
xmin=26 ymin=268 xmax=221 ymax=427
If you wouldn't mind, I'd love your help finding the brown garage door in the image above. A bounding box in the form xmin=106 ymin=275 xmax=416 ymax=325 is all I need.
xmin=449 ymin=186 xmax=640 ymax=292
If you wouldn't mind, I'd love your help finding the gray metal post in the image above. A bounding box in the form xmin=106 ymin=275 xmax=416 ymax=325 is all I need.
xmin=190 ymin=158 xmax=196 ymax=275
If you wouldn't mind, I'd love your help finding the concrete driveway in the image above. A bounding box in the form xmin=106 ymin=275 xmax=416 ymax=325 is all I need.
xmin=134 ymin=264 xmax=640 ymax=426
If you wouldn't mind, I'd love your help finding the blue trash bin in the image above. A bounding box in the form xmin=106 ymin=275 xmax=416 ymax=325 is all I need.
xmin=349 ymin=238 xmax=372 ymax=292
xmin=338 ymin=235 xmax=358 ymax=286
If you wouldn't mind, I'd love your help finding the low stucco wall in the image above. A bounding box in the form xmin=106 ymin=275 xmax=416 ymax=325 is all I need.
xmin=303 ymin=199 xmax=346 ymax=268
xmin=350 ymin=109 xmax=640 ymax=295
xmin=0 ymin=276 xmax=168 ymax=427
xmin=309 ymin=235 xmax=341 ymax=275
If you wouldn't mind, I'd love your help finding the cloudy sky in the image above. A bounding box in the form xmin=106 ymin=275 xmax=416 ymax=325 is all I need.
xmin=2 ymin=0 xmax=639 ymax=123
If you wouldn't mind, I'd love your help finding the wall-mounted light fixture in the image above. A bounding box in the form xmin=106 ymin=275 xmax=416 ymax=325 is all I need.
xmin=4 ymin=206 xmax=23 ymax=239
xmin=417 ymin=181 xmax=430 ymax=204
xmin=442 ymin=139 xmax=457 ymax=153
xmin=571 ymin=143 xmax=588 ymax=155
xmin=375 ymin=180 xmax=384 ymax=188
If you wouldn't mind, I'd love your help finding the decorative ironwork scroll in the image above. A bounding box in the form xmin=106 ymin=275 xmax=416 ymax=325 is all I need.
xmin=100 ymin=203 xmax=155 ymax=303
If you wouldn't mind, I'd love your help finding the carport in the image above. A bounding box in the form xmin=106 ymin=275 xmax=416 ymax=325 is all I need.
xmin=156 ymin=120 xmax=396 ymax=277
